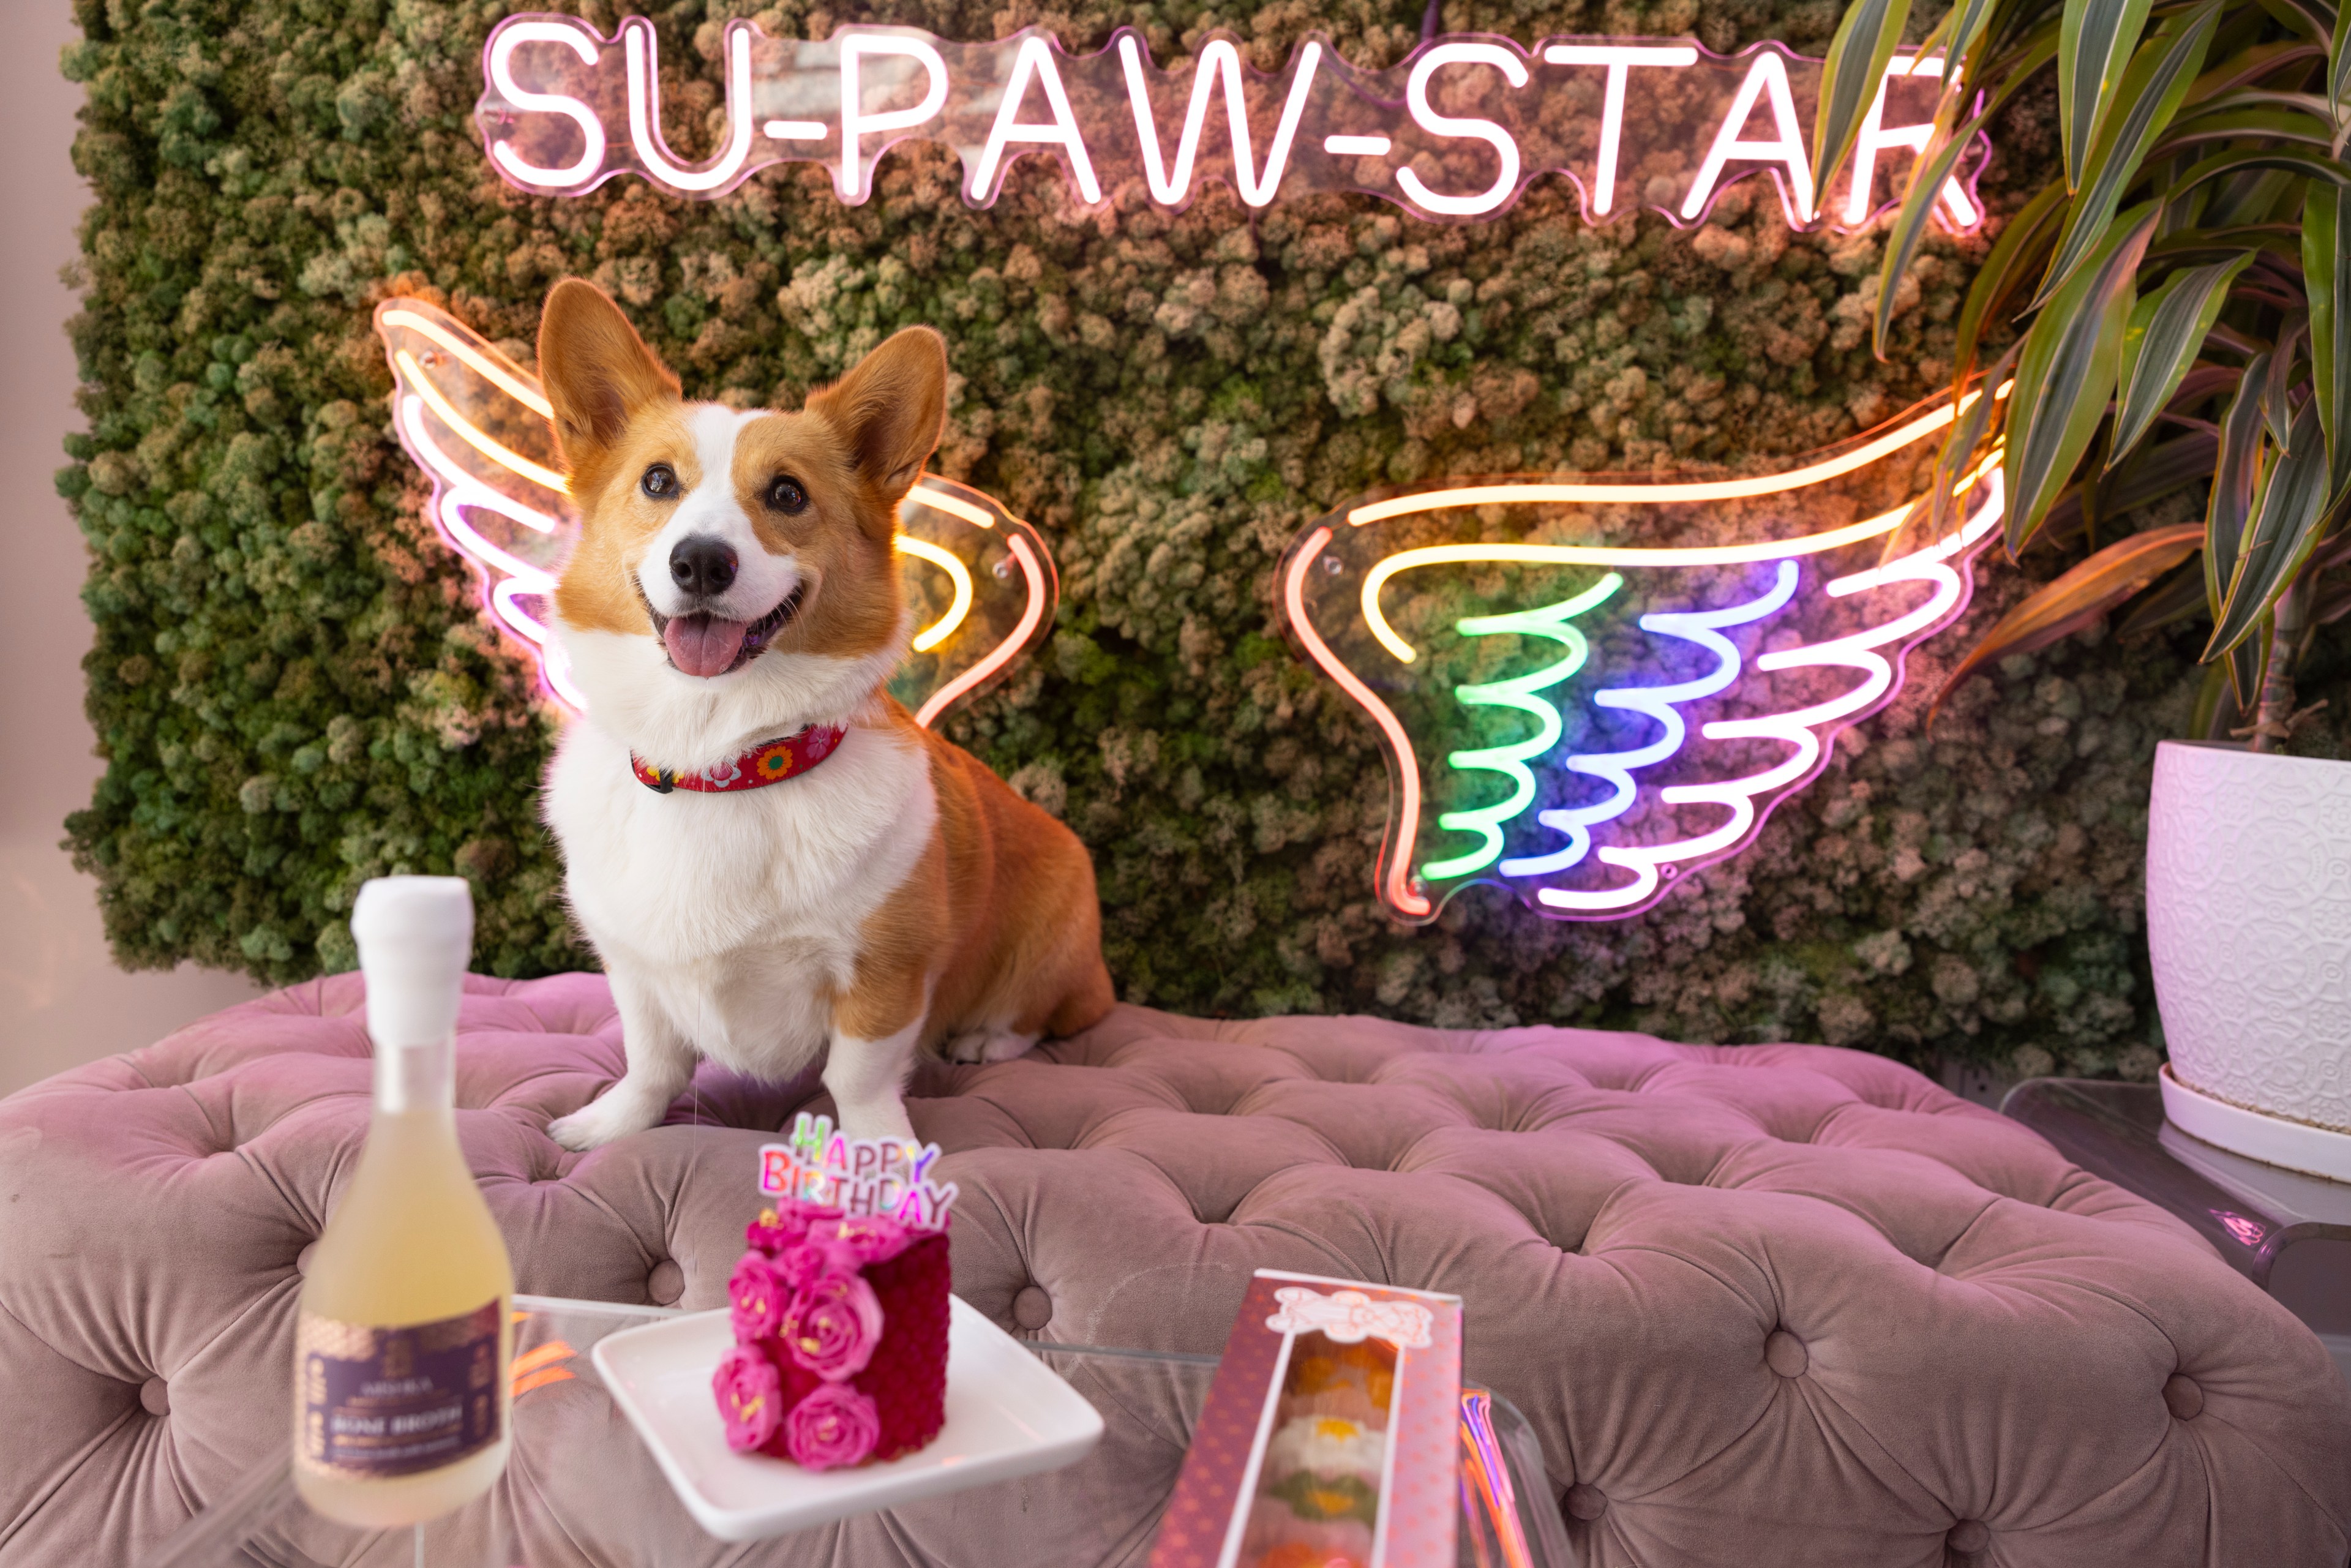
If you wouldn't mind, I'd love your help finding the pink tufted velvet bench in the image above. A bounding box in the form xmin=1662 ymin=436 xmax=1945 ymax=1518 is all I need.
xmin=2 ymin=973 xmax=2346 ymax=1567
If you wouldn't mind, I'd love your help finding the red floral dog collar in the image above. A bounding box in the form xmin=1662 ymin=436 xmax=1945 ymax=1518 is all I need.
xmin=631 ymin=724 xmax=846 ymax=794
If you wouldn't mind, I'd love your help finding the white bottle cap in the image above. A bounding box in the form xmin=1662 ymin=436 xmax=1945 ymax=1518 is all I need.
xmin=351 ymin=876 xmax=474 ymax=1049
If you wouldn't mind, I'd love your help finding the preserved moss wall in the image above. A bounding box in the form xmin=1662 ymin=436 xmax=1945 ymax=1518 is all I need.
xmin=67 ymin=0 xmax=2289 ymax=1079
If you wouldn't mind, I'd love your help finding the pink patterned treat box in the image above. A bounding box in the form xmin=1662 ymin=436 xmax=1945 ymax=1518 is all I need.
xmin=1151 ymin=1270 xmax=1462 ymax=1568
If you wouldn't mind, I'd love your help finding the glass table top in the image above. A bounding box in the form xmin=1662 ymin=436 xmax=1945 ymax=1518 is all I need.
xmin=144 ymin=1295 xmax=1573 ymax=1568
xmin=2001 ymin=1078 xmax=2351 ymax=1288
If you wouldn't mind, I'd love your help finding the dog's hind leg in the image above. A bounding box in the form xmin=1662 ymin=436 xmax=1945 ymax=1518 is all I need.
xmin=943 ymin=1029 xmax=1038 ymax=1065
xmin=549 ymin=969 xmax=697 ymax=1151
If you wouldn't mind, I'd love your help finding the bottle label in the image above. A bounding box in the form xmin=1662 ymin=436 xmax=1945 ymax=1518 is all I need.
xmin=296 ymin=1299 xmax=504 ymax=1479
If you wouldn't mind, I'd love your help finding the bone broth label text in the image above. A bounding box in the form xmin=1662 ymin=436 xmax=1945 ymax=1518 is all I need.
xmin=479 ymin=19 xmax=1985 ymax=231
xmin=296 ymin=1302 xmax=503 ymax=1480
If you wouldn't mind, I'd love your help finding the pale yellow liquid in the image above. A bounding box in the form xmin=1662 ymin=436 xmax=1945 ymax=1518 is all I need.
xmin=293 ymin=1052 xmax=517 ymax=1530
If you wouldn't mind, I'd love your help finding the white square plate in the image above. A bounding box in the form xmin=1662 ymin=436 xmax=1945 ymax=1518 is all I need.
xmin=591 ymin=1296 xmax=1106 ymax=1542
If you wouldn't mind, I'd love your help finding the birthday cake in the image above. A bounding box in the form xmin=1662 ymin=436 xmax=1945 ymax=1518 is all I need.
xmin=711 ymin=1114 xmax=959 ymax=1471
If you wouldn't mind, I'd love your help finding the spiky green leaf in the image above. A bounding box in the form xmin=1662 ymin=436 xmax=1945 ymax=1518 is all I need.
xmin=1944 ymin=178 xmax=2069 ymax=374
xmin=2225 ymin=614 xmax=2269 ymax=707
xmin=1941 ymin=0 xmax=2003 ymax=76
xmin=2114 ymin=556 xmax=2213 ymax=634
xmin=2255 ymin=0 xmax=2332 ymax=44
xmin=2306 ymin=180 xmax=2351 ymax=488
xmin=2263 ymin=317 xmax=2303 ymax=451
xmin=1933 ymin=522 xmax=2204 ymax=704
xmin=2154 ymin=102 xmax=2339 ymax=155
xmin=2173 ymin=147 xmax=2351 ymax=201
xmin=2207 ymin=354 xmax=2268 ymax=621
xmin=2192 ymin=40 xmax=2334 ymax=106
xmin=1872 ymin=113 xmax=1990 ymax=357
xmin=2060 ymin=0 xmax=2158 ymax=189
xmin=2045 ymin=429 xmax=2221 ymax=547
xmin=1813 ymin=0 xmax=1914 ymax=212
xmin=1872 ymin=34 xmax=2061 ymax=359
xmin=2111 ymin=253 xmax=2254 ymax=463
xmin=2331 ymin=16 xmax=2351 ymax=120
xmin=2003 ymin=204 xmax=2161 ymax=553
xmin=1882 ymin=347 xmax=2018 ymax=562
xmin=2038 ymin=4 xmax=2222 ymax=307
xmin=2208 ymin=400 xmax=2337 ymax=656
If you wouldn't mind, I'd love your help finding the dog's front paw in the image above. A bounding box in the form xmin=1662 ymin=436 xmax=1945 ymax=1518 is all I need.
xmin=547 ymin=1094 xmax=650 ymax=1152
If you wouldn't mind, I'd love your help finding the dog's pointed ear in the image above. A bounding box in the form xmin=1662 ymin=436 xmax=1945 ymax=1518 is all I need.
xmin=808 ymin=326 xmax=948 ymax=529
xmin=538 ymin=279 xmax=680 ymax=478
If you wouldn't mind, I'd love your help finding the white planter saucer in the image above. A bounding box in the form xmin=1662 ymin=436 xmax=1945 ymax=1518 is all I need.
xmin=593 ymin=1295 xmax=1104 ymax=1542
xmin=2161 ymin=1065 xmax=2351 ymax=1184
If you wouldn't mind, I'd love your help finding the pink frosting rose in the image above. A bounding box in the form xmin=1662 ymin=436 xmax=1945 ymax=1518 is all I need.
xmin=774 ymin=1236 xmax=861 ymax=1292
xmin=807 ymin=1214 xmax=914 ymax=1266
xmin=728 ymin=1251 xmax=790 ymax=1341
xmin=784 ymin=1381 xmax=880 ymax=1470
xmin=747 ymin=1198 xmax=844 ymax=1254
xmin=781 ymin=1271 xmax=885 ymax=1381
xmin=712 ymin=1344 xmax=782 ymax=1452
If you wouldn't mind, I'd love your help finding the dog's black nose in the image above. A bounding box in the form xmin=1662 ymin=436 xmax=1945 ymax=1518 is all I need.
xmin=669 ymin=537 xmax=738 ymax=598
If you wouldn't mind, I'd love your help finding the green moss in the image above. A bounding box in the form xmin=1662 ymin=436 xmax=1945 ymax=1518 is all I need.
xmin=64 ymin=0 xmax=2257 ymax=1079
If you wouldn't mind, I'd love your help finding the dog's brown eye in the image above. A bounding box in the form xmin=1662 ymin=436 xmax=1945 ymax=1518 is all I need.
xmin=641 ymin=464 xmax=679 ymax=499
xmin=765 ymin=476 xmax=808 ymax=514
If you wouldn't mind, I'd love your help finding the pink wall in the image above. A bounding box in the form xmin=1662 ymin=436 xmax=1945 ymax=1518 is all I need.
xmin=0 ymin=4 xmax=258 ymax=1095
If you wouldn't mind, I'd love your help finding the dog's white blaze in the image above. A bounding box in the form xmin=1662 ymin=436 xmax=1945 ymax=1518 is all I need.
xmin=560 ymin=628 xmax=908 ymax=773
xmin=636 ymin=403 xmax=801 ymax=623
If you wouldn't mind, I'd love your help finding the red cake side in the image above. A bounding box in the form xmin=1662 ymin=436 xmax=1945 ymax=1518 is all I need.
xmin=759 ymin=1232 xmax=950 ymax=1463
xmin=714 ymin=1204 xmax=951 ymax=1470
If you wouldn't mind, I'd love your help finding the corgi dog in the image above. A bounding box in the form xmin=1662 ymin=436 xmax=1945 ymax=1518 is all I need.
xmin=533 ymin=279 xmax=1113 ymax=1150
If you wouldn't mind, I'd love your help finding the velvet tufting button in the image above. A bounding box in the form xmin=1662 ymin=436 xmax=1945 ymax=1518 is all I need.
xmin=1764 ymin=1329 xmax=1809 ymax=1378
xmin=1563 ymin=1484 xmax=1607 ymax=1521
xmin=294 ymin=1241 xmax=317 ymax=1275
xmin=647 ymin=1259 xmax=684 ymax=1306
xmin=1011 ymin=1285 xmax=1053 ymax=1330
xmin=1948 ymin=1520 xmax=1989 ymax=1553
xmin=138 ymin=1378 xmax=168 ymax=1417
xmin=2163 ymin=1374 xmax=2204 ymax=1420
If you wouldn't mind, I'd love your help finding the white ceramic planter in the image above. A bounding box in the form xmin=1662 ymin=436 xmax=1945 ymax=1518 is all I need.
xmin=2145 ymin=739 xmax=2351 ymax=1180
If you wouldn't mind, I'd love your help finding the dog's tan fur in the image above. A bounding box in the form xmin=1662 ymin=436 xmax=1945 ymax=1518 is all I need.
xmin=536 ymin=279 xmax=1111 ymax=1149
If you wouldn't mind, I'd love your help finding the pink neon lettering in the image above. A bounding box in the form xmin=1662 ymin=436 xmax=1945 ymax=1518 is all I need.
xmin=839 ymin=32 xmax=951 ymax=201
xmin=1540 ymin=44 xmax=1696 ymax=216
xmin=972 ymin=36 xmax=1102 ymax=203
xmin=1679 ymin=50 xmax=1814 ymax=225
xmin=1119 ymin=37 xmax=1322 ymax=208
xmin=476 ymin=20 xmax=1989 ymax=231
xmin=623 ymin=19 xmax=755 ymax=192
xmin=1397 ymin=42 xmax=1528 ymax=217
xmin=487 ymin=20 xmax=606 ymax=188
xmin=1845 ymin=56 xmax=1981 ymax=225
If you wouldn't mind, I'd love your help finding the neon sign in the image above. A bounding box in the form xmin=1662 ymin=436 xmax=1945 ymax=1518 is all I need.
xmin=373 ymin=298 xmax=1056 ymax=725
xmin=1278 ymin=397 xmax=2006 ymax=921
xmin=477 ymin=18 xmax=1985 ymax=230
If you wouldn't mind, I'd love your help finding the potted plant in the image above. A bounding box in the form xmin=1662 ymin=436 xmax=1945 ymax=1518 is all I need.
xmin=1812 ymin=0 xmax=2351 ymax=1174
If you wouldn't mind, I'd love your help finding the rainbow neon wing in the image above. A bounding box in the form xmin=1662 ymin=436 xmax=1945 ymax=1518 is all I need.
xmin=1278 ymin=399 xmax=2004 ymax=921
xmin=373 ymin=298 xmax=1056 ymax=723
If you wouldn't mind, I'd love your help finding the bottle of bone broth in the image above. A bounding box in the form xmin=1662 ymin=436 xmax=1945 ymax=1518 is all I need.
xmin=293 ymin=876 xmax=514 ymax=1527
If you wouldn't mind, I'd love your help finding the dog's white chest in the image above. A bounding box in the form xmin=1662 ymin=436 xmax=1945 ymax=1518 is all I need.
xmin=544 ymin=719 xmax=934 ymax=1073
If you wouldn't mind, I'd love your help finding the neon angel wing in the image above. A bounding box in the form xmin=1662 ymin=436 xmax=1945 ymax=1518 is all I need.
xmin=373 ymin=298 xmax=1056 ymax=724
xmin=1278 ymin=394 xmax=2004 ymax=922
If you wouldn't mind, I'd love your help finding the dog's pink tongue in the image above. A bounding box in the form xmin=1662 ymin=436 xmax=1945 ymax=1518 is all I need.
xmin=664 ymin=614 xmax=749 ymax=678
